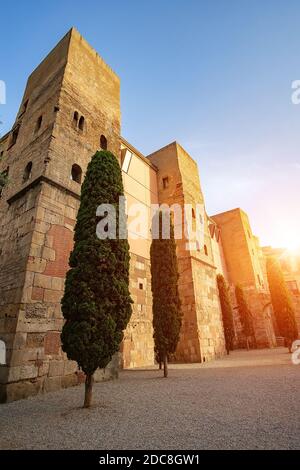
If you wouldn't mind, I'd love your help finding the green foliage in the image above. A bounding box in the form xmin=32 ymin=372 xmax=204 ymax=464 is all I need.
xmin=61 ymin=150 xmax=133 ymax=376
xmin=235 ymin=284 xmax=254 ymax=339
xmin=150 ymin=212 xmax=182 ymax=360
xmin=266 ymin=257 xmax=298 ymax=342
xmin=217 ymin=274 xmax=235 ymax=353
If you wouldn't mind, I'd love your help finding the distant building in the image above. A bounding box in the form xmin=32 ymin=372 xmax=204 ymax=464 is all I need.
xmin=212 ymin=209 xmax=276 ymax=349
xmin=263 ymin=246 xmax=300 ymax=334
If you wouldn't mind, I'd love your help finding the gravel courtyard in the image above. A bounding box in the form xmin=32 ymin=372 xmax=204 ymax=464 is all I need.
xmin=0 ymin=348 xmax=299 ymax=450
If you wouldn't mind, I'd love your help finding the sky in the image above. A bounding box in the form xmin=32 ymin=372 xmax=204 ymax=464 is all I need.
xmin=1 ymin=0 xmax=300 ymax=250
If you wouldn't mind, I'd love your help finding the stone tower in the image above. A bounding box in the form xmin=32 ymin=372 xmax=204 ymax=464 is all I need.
xmin=148 ymin=142 xmax=226 ymax=362
xmin=212 ymin=209 xmax=276 ymax=348
xmin=0 ymin=28 xmax=120 ymax=402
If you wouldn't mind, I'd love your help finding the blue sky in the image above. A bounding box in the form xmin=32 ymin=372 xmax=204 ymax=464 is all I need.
xmin=1 ymin=0 xmax=300 ymax=249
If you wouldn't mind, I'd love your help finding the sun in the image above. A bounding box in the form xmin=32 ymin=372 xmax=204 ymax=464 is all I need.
xmin=282 ymin=237 xmax=300 ymax=255
xmin=273 ymin=228 xmax=300 ymax=254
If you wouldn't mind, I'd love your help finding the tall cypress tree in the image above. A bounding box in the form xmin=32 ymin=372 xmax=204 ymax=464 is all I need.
xmin=266 ymin=257 xmax=298 ymax=351
xmin=217 ymin=274 xmax=235 ymax=354
xmin=61 ymin=150 xmax=132 ymax=407
xmin=235 ymin=284 xmax=255 ymax=350
xmin=150 ymin=212 xmax=182 ymax=377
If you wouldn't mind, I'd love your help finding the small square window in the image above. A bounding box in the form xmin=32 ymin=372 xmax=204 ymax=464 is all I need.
xmin=162 ymin=177 xmax=169 ymax=189
xmin=23 ymin=99 xmax=28 ymax=113
xmin=139 ymin=283 xmax=143 ymax=290
xmin=10 ymin=126 xmax=20 ymax=147
xmin=35 ymin=115 xmax=43 ymax=132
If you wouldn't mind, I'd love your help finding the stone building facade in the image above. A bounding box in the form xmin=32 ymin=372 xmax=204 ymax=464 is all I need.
xmin=262 ymin=247 xmax=300 ymax=335
xmin=0 ymin=28 xmax=279 ymax=402
xmin=212 ymin=209 xmax=276 ymax=349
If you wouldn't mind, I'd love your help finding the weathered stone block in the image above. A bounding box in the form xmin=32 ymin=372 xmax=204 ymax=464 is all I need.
xmin=63 ymin=360 xmax=78 ymax=376
xmin=34 ymin=273 xmax=53 ymax=289
xmin=61 ymin=374 xmax=78 ymax=389
xmin=48 ymin=360 xmax=64 ymax=377
xmin=4 ymin=379 xmax=43 ymax=403
xmin=44 ymin=331 xmax=61 ymax=355
xmin=44 ymin=289 xmax=62 ymax=303
xmin=8 ymin=364 xmax=38 ymax=382
xmin=25 ymin=303 xmax=48 ymax=319
xmin=13 ymin=333 xmax=27 ymax=350
xmin=43 ymin=376 xmax=62 ymax=393
xmin=32 ymin=287 xmax=44 ymax=301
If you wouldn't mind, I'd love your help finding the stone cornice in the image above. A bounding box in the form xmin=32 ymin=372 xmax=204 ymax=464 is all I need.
xmin=7 ymin=175 xmax=80 ymax=204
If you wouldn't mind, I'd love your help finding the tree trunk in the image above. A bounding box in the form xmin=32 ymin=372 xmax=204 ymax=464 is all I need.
xmin=159 ymin=361 xmax=162 ymax=370
xmin=246 ymin=338 xmax=250 ymax=350
xmin=287 ymin=338 xmax=292 ymax=353
xmin=226 ymin=348 xmax=230 ymax=355
xmin=163 ymin=354 xmax=168 ymax=378
xmin=84 ymin=373 xmax=94 ymax=408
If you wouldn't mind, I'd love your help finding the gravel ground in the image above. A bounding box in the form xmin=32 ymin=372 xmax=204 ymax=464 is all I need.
xmin=0 ymin=348 xmax=299 ymax=450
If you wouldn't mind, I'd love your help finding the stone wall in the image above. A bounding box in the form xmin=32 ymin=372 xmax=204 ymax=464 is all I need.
xmin=121 ymin=254 xmax=154 ymax=368
xmin=292 ymin=294 xmax=300 ymax=335
xmin=0 ymin=180 xmax=118 ymax=403
xmin=212 ymin=209 xmax=265 ymax=290
xmin=230 ymin=287 xmax=276 ymax=349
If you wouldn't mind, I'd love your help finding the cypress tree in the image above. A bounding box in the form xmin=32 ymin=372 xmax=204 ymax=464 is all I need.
xmin=150 ymin=212 xmax=182 ymax=377
xmin=61 ymin=150 xmax=132 ymax=407
xmin=266 ymin=257 xmax=298 ymax=351
xmin=217 ymin=274 xmax=235 ymax=354
xmin=235 ymin=284 xmax=255 ymax=350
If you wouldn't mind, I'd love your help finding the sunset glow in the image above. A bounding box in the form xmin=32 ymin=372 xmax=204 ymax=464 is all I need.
xmin=280 ymin=238 xmax=300 ymax=254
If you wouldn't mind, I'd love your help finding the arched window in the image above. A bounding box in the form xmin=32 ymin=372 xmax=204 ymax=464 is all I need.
xmin=0 ymin=340 xmax=6 ymax=365
xmin=192 ymin=208 xmax=196 ymax=219
xmin=23 ymin=162 xmax=32 ymax=182
xmin=73 ymin=111 xmax=79 ymax=127
xmin=78 ymin=116 xmax=85 ymax=131
xmin=100 ymin=134 xmax=107 ymax=150
xmin=204 ymin=244 xmax=208 ymax=256
xmin=71 ymin=164 xmax=82 ymax=184
xmin=35 ymin=115 xmax=43 ymax=132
